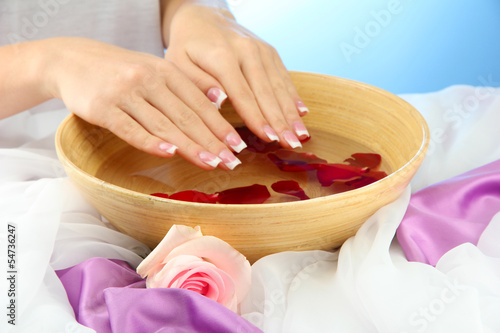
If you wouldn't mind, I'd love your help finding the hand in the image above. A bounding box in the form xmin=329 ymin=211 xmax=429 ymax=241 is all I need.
xmin=43 ymin=37 xmax=244 ymax=170
xmin=163 ymin=1 xmax=310 ymax=150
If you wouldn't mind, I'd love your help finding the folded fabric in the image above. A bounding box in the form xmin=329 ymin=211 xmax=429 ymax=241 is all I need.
xmin=56 ymin=257 xmax=262 ymax=333
xmin=397 ymin=158 xmax=500 ymax=266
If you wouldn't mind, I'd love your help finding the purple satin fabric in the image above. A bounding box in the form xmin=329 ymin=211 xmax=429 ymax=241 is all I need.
xmin=397 ymin=159 xmax=500 ymax=266
xmin=56 ymin=257 xmax=262 ymax=333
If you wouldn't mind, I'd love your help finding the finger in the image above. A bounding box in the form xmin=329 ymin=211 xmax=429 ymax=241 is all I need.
xmin=237 ymin=44 xmax=304 ymax=149
xmin=127 ymin=99 xmax=242 ymax=170
xmin=270 ymin=48 xmax=310 ymax=116
xmin=98 ymin=106 xmax=178 ymax=158
xmin=191 ymin=47 xmax=282 ymax=145
xmin=154 ymin=60 xmax=247 ymax=153
xmin=258 ymin=45 xmax=310 ymax=140
xmin=166 ymin=52 xmax=228 ymax=108
xmin=134 ymin=79 xmax=242 ymax=170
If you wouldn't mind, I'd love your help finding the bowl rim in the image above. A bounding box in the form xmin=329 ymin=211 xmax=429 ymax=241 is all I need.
xmin=55 ymin=73 xmax=429 ymax=209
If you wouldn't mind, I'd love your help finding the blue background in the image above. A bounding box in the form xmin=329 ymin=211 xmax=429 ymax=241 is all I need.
xmin=230 ymin=0 xmax=500 ymax=94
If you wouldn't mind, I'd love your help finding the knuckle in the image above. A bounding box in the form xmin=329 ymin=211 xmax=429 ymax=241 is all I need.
xmin=122 ymin=63 xmax=152 ymax=85
xmin=175 ymin=108 xmax=198 ymax=128
xmin=207 ymin=45 xmax=233 ymax=62
xmin=114 ymin=121 xmax=136 ymax=141
xmin=106 ymin=117 xmax=141 ymax=145
xmin=190 ymin=75 xmax=208 ymax=89
xmin=150 ymin=117 xmax=174 ymax=135
xmin=236 ymin=37 xmax=259 ymax=54
xmin=192 ymin=96 xmax=212 ymax=113
xmin=181 ymin=140 xmax=198 ymax=155
xmin=284 ymin=104 xmax=301 ymax=120
xmin=203 ymin=136 xmax=222 ymax=151
xmin=270 ymin=76 xmax=287 ymax=92
xmin=254 ymin=85 xmax=275 ymax=102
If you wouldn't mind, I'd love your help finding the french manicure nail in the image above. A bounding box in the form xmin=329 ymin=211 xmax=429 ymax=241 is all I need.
xmin=219 ymin=149 xmax=242 ymax=170
xmin=207 ymin=87 xmax=227 ymax=110
xmin=263 ymin=125 xmax=279 ymax=142
xmin=199 ymin=151 xmax=222 ymax=168
xmin=283 ymin=131 xmax=302 ymax=149
xmin=296 ymin=101 xmax=309 ymax=114
xmin=226 ymin=132 xmax=247 ymax=153
xmin=292 ymin=122 xmax=310 ymax=138
xmin=159 ymin=142 xmax=178 ymax=155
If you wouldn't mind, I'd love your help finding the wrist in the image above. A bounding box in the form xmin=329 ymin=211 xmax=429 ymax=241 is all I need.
xmin=33 ymin=38 xmax=60 ymax=101
xmin=161 ymin=0 xmax=235 ymax=47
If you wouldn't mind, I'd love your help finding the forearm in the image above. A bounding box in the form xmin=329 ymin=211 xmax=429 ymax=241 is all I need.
xmin=160 ymin=0 xmax=233 ymax=48
xmin=0 ymin=41 xmax=53 ymax=119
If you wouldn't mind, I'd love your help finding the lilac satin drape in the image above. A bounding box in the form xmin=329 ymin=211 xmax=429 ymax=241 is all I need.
xmin=397 ymin=159 xmax=500 ymax=266
xmin=56 ymin=257 xmax=262 ymax=333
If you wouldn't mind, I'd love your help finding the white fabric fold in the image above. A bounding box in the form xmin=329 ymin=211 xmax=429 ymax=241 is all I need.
xmin=2 ymin=85 xmax=500 ymax=332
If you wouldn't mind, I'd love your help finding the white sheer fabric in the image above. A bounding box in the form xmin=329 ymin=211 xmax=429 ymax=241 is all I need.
xmin=2 ymin=85 xmax=500 ymax=332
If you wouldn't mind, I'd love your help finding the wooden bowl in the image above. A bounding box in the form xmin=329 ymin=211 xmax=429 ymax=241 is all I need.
xmin=55 ymin=72 xmax=429 ymax=263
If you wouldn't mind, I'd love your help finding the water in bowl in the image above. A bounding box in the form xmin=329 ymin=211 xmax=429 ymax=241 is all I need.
xmin=94 ymin=128 xmax=390 ymax=203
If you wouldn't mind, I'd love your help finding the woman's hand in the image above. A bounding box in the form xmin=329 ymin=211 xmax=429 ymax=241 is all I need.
xmin=43 ymin=37 xmax=244 ymax=170
xmin=162 ymin=0 xmax=310 ymax=150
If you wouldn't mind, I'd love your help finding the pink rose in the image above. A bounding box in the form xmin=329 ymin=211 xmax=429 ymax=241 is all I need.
xmin=136 ymin=225 xmax=252 ymax=312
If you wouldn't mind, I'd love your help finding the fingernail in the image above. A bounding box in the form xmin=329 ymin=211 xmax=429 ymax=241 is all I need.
xmin=207 ymin=87 xmax=227 ymax=110
xmin=292 ymin=122 xmax=310 ymax=138
xmin=219 ymin=149 xmax=242 ymax=170
xmin=296 ymin=101 xmax=309 ymax=113
xmin=263 ymin=125 xmax=279 ymax=142
xmin=283 ymin=131 xmax=302 ymax=149
xmin=226 ymin=132 xmax=247 ymax=153
xmin=159 ymin=142 xmax=178 ymax=155
xmin=199 ymin=151 xmax=222 ymax=168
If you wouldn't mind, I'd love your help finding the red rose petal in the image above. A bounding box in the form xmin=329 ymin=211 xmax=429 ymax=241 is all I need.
xmin=168 ymin=190 xmax=219 ymax=203
xmin=316 ymin=163 xmax=368 ymax=187
xmin=345 ymin=170 xmax=388 ymax=189
xmin=344 ymin=153 xmax=382 ymax=169
xmin=300 ymin=136 xmax=312 ymax=144
xmin=217 ymin=184 xmax=271 ymax=204
xmin=151 ymin=192 xmax=170 ymax=199
xmin=267 ymin=150 xmax=328 ymax=172
xmin=271 ymin=180 xmax=310 ymax=200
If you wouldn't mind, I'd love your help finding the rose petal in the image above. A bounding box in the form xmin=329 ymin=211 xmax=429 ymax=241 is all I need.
xmin=168 ymin=190 xmax=219 ymax=203
xmin=150 ymin=255 xmax=237 ymax=311
xmin=345 ymin=170 xmax=388 ymax=189
xmin=316 ymin=163 xmax=368 ymax=187
xmin=163 ymin=236 xmax=251 ymax=303
xmin=151 ymin=192 xmax=169 ymax=199
xmin=147 ymin=255 xmax=203 ymax=288
xmin=136 ymin=225 xmax=202 ymax=278
xmin=271 ymin=180 xmax=310 ymax=200
xmin=344 ymin=153 xmax=382 ymax=169
xmin=299 ymin=135 xmax=311 ymax=144
xmin=267 ymin=150 xmax=327 ymax=172
xmin=217 ymin=184 xmax=271 ymax=204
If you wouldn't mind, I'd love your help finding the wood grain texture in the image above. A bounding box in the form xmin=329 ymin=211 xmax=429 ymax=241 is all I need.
xmin=55 ymin=72 xmax=429 ymax=263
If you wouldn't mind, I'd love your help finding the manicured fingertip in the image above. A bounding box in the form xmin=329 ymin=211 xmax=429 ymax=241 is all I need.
xmin=199 ymin=151 xmax=222 ymax=168
xmin=225 ymin=132 xmax=247 ymax=153
xmin=292 ymin=121 xmax=310 ymax=139
xmin=283 ymin=130 xmax=302 ymax=149
xmin=159 ymin=142 xmax=178 ymax=155
xmin=296 ymin=101 xmax=309 ymax=114
xmin=207 ymin=87 xmax=228 ymax=110
xmin=219 ymin=149 xmax=242 ymax=170
xmin=263 ymin=125 xmax=279 ymax=142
